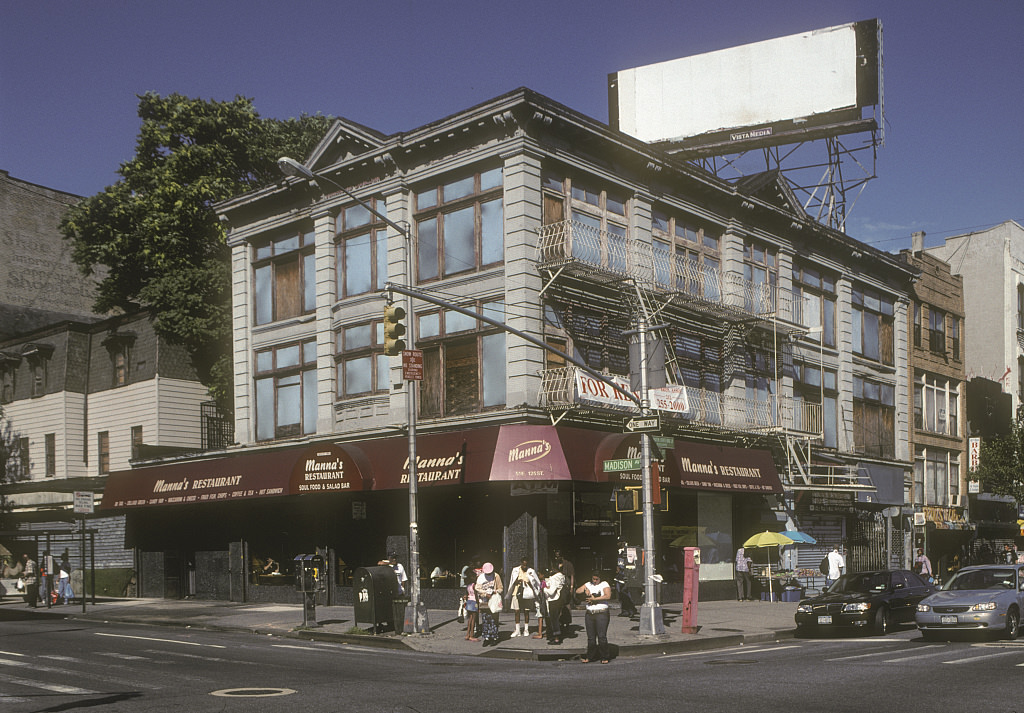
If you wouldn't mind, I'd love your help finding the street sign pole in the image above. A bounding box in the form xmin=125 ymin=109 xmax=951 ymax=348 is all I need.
xmin=635 ymin=314 xmax=664 ymax=636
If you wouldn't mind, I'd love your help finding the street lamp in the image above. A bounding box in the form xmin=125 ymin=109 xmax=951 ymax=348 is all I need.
xmin=278 ymin=157 xmax=428 ymax=634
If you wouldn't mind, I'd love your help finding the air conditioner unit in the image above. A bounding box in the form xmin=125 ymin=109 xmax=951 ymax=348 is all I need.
xmin=913 ymin=512 xmax=926 ymax=526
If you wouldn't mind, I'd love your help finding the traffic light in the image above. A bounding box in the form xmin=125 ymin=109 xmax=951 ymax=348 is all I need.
xmin=382 ymin=304 xmax=407 ymax=356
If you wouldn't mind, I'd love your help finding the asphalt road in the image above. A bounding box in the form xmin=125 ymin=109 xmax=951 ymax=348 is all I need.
xmin=1 ymin=618 xmax=1022 ymax=712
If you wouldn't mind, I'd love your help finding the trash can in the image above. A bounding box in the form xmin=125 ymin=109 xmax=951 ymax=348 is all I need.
xmin=392 ymin=596 xmax=410 ymax=633
xmin=353 ymin=566 xmax=399 ymax=633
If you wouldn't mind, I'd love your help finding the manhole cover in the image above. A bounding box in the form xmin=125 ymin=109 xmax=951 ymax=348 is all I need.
xmin=210 ymin=688 xmax=297 ymax=698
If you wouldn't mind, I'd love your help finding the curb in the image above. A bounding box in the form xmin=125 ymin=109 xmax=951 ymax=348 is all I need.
xmin=4 ymin=603 xmax=798 ymax=661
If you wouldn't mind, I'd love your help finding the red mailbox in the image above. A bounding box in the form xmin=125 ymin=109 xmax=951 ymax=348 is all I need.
xmin=681 ymin=546 xmax=700 ymax=634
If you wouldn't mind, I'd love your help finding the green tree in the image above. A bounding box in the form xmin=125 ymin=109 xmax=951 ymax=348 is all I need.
xmin=0 ymin=405 xmax=25 ymax=531
xmin=973 ymin=409 xmax=1024 ymax=504
xmin=61 ymin=93 xmax=331 ymax=411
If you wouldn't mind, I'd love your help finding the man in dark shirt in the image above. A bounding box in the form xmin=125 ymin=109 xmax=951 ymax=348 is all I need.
xmin=552 ymin=549 xmax=575 ymax=625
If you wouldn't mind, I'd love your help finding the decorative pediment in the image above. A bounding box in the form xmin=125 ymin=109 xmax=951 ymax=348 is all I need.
xmin=0 ymin=351 xmax=20 ymax=367
xmin=20 ymin=342 xmax=54 ymax=361
xmin=735 ymin=170 xmax=807 ymax=218
xmin=101 ymin=331 xmax=137 ymax=351
xmin=306 ymin=118 xmax=389 ymax=174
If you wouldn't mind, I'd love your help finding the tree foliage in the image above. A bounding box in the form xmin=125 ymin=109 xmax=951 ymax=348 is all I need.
xmin=974 ymin=408 xmax=1024 ymax=504
xmin=0 ymin=405 xmax=25 ymax=531
xmin=61 ymin=93 xmax=332 ymax=410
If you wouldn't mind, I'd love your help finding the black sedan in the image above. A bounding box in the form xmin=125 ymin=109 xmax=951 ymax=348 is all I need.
xmin=795 ymin=569 xmax=937 ymax=635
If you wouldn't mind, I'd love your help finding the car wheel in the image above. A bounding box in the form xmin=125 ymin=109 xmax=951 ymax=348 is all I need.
xmin=1005 ymin=607 xmax=1020 ymax=640
xmin=874 ymin=606 xmax=891 ymax=635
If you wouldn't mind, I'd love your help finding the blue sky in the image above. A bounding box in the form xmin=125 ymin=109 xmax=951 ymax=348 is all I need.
xmin=1 ymin=0 xmax=1020 ymax=253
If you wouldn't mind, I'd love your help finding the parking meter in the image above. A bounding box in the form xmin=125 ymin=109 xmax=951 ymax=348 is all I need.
xmin=681 ymin=546 xmax=700 ymax=634
xmin=294 ymin=554 xmax=325 ymax=627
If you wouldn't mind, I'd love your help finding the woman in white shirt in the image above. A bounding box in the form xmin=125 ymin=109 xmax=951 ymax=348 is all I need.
xmin=576 ymin=573 xmax=612 ymax=663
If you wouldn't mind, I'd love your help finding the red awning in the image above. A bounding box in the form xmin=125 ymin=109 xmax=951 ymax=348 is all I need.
xmin=101 ymin=426 xmax=780 ymax=510
xmin=595 ymin=434 xmax=783 ymax=493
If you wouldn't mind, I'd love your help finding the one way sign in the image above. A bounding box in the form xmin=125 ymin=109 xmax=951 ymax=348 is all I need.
xmin=624 ymin=416 xmax=660 ymax=433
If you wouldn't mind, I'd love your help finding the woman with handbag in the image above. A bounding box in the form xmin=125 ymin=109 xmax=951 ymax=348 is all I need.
xmin=474 ymin=562 xmax=503 ymax=646
xmin=507 ymin=557 xmax=541 ymax=637
xmin=463 ymin=563 xmax=480 ymax=641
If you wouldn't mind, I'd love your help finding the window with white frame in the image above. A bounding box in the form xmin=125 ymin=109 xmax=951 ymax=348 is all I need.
xmin=652 ymin=209 xmax=721 ymax=299
xmin=542 ymin=171 xmax=628 ymax=271
xmin=913 ymin=372 xmax=960 ymax=436
xmin=253 ymin=227 xmax=316 ymax=325
xmin=675 ymin=331 xmax=722 ymax=425
xmin=254 ymin=339 xmax=317 ymax=440
xmin=416 ymin=167 xmax=503 ymax=282
xmin=337 ymin=198 xmax=389 ymax=298
xmin=336 ymin=322 xmax=390 ymax=398
xmin=915 ymin=447 xmax=961 ymax=506
xmin=418 ymin=301 xmax=506 ymax=417
xmin=792 ymin=262 xmax=836 ymax=348
xmin=851 ymin=285 xmax=894 ymax=365
xmin=743 ymin=240 xmax=778 ymax=314
xmin=792 ymin=361 xmax=838 ymax=448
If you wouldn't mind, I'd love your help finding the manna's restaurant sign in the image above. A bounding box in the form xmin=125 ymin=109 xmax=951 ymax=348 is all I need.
xmin=101 ymin=426 xmax=780 ymax=509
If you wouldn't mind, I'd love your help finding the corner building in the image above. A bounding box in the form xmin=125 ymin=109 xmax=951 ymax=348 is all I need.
xmin=105 ymin=89 xmax=916 ymax=601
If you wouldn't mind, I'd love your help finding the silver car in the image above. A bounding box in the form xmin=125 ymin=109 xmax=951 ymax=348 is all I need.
xmin=915 ymin=564 xmax=1024 ymax=640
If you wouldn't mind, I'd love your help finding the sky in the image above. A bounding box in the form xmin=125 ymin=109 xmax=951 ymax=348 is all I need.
xmin=1 ymin=0 xmax=1021 ymax=254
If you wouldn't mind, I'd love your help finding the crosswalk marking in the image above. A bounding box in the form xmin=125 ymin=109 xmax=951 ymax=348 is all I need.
xmin=882 ymin=648 xmax=962 ymax=663
xmin=827 ymin=644 xmax=943 ymax=662
xmin=95 ymin=632 xmax=225 ymax=648
xmin=942 ymin=649 xmax=1024 ymax=664
xmin=2 ymin=674 xmax=96 ymax=695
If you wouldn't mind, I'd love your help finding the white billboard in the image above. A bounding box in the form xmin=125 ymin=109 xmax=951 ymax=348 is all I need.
xmin=611 ymin=20 xmax=880 ymax=145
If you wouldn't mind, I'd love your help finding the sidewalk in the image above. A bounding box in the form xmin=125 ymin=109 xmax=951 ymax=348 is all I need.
xmin=0 ymin=596 xmax=797 ymax=660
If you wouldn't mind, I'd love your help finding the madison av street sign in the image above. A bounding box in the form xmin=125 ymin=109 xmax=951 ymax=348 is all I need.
xmin=603 ymin=458 xmax=643 ymax=472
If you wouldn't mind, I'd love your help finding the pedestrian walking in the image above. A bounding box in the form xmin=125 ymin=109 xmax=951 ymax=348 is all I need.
xmin=20 ymin=554 xmax=38 ymax=608
xmin=540 ymin=566 xmax=565 ymax=644
xmin=826 ymin=546 xmax=845 ymax=587
xmin=57 ymin=554 xmax=73 ymax=605
xmin=914 ymin=548 xmax=933 ymax=581
xmin=576 ymin=572 xmax=611 ymax=664
xmin=507 ymin=557 xmax=541 ymax=637
xmin=463 ymin=563 xmax=480 ymax=641
xmin=474 ymin=562 xmax=503 ymax=646
xmin=735 ymin=547 xmax=753 ymax=601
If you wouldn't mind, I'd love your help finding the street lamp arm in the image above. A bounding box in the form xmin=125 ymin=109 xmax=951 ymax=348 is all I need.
xmin=383 ymin=281 xmax=642 ymax=409
xmin=277 ymin=157 xmax=410 ymax=239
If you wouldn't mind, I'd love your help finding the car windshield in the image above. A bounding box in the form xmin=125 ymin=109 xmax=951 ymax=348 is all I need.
xmin=829 ymin=572 xmax=888 ymax=594
xmin=944 ymin=568 xmax=1017 ymax=591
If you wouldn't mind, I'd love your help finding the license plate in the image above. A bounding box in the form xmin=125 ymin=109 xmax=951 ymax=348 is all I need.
xmin=817 ymin=615 xmax=832 ymax=625
xmin=940 ymin=615 xmax=958 ymax=624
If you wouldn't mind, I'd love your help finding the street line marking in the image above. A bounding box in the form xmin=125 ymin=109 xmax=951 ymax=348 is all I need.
xmin=271 ymin=643 xmax=383 ymax=654
xmin=95 ymin=632 xmax=225 ymax=648
xmin=96 ymin=652 xmax=150 ymax=660
xmin=882 ymin=648 xmax=961 ymax=663
xmin=660 ymin=644 xmax=799 ymax=659
xmin=0 ymin=651 xmax=26 ymax=657
xmin=943 ymin=650 xmax=1024 ymax=664
xmin=827 ymin=645 xmax=943 ymax=661
xmin=3 ymin=675 xmax=96 ymax=695
xmin=39 ymin=655 xmax=82 ymax=662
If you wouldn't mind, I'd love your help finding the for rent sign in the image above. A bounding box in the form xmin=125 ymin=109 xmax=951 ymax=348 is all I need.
xmin=572 ymin=368 xmax=689 ymax=415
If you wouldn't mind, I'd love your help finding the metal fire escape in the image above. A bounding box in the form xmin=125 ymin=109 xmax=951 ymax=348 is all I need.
xmin=535 ymin=218 xmax=867 ymax=491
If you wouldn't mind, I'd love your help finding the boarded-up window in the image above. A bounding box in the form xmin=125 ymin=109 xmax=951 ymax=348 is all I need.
xmin=445 ymin=339 xmax=480 ymax=415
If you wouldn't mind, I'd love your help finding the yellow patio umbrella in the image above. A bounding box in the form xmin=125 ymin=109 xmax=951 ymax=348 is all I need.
xmin=743 ymin=531 xmax=795 ymax=602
